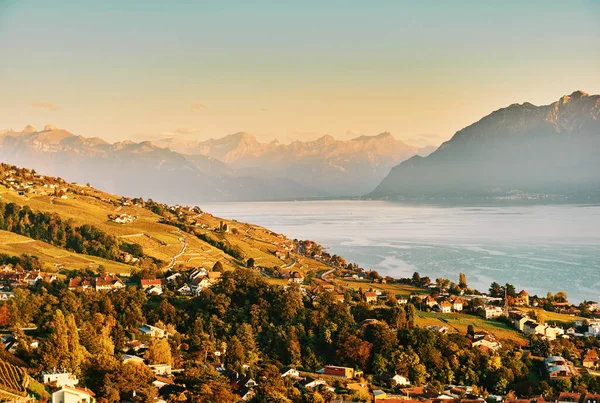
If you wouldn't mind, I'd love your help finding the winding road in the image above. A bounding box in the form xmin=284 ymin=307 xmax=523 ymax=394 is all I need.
xmin=166 ymin=230 xmax=187 ymax=271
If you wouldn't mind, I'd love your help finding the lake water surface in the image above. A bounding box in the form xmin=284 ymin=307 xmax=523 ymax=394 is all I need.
xmin=202 ymin=201 xmax=600 ymax=303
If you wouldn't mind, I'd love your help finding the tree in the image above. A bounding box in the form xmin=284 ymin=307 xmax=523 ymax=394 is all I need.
xmin=213 ymin=261 xmax=224 ymax=272
xmin=459 ymin=273 xmax=468 ymax=289
xmin=246 ymin=258 xmax=255 ymax=268
xmin=38 ymin=309 xmax=87 ymax=375
xmin=225 ymin=336 xmax=245 ymax=371
xmin=555 ymin=291 xmax=568 ymax=303
xmin=405 ymin=303 xmax=417 ymax=325
xmin=144 ymin=338 xmax=172 ymax=365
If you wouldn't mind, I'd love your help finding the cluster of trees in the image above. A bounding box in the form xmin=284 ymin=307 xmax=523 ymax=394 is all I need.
xmin=4 ymin=268 xmax=596 ymax=403
xmin=0 ymin=202 xmax=133 ymax=263
xmin=0 ymin=253 xmax=43 ymax=271
xmin=2 ymin=263 xmax=600 ymax=402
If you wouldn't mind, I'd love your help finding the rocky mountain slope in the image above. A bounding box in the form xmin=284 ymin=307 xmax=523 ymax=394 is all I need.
xmin=154 ymin=131 xmax=430 ymax=195
xmin=369 ymin=91 xmax=600 ymax=201
xmin=0 ymin=125 xmax=432 ymax=201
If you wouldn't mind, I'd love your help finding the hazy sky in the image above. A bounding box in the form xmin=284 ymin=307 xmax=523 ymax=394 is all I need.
xmin=1 ymin=1 xmax=599 ymax=145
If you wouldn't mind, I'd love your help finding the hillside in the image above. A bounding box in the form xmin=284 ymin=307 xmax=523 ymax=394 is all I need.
xmin=0 ymin=161 xmax=594 ymax=402
xmin=0 ymin=163 xmax=334 ymax=279
xmin=369 ymin=90 xmax=600 ymax=201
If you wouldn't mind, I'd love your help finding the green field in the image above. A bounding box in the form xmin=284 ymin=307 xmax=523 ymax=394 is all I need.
xmin=415 ymin=311 xmax=527 ymax=344
xmin=335 ymin=278 xmax=429 ymax=296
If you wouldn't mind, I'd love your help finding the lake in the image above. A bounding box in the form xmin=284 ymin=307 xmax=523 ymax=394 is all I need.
xmin=202 ymin=201 xmax=600 ymax=303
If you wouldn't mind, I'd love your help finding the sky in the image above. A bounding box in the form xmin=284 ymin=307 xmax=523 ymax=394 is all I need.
xmin=1 ymin=1 xmax=599 ymax=146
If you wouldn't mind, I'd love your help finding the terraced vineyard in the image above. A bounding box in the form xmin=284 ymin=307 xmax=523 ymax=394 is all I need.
xmin=0 ymin=359 xmax=29 ymax=399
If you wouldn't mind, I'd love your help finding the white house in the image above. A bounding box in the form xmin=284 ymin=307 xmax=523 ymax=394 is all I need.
xmin=483 ymin=306 xmax=504 ymax=319
xmin=387 ymin=374 xmax=410 ymax=386
xmin=280 ymin=367 xmax=300 ymax=378
xmin=139 ymin=324 xmax=167 ymax=338
xmin=42 ymin=369 xmax=79 ymax=387
xmin=51 ymin=385 xmax=95 ymax=403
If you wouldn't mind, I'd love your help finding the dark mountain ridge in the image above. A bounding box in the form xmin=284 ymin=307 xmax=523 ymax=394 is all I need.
xmin=369 ymin=91 xmax=600 ymax=201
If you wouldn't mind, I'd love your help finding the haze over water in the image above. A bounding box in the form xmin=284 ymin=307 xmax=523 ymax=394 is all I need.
xmin=203 ymin=201 xmax=600 ymax=303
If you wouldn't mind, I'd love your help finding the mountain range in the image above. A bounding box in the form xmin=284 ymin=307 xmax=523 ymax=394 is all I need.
xmin=0 ymin=126 xmax=431 ymax=203
xmin=369 ymin=90 xmax=600 ymax=201
xmin=153 ymin=131 xmax=432 ymax=195
xmin=3 ymin=90 xmax=597 ymax=203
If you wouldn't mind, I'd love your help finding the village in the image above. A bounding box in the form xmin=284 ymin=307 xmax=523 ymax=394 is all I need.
xmin=1 ymin=252 xmax=600 ymax=403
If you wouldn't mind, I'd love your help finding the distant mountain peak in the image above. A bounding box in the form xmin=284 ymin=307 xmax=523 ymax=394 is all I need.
xmin=43 ymin=124 xmax=58 ymax=131
xmin=570 ymin=90 xmax=589 ymax=98
xmin=352 ymin=132 xmax=394 ymax=142
xmin=315 ymin=134 xmax=336 ymax=144
xmin=23 ymin=125 xmax=37 ymax=133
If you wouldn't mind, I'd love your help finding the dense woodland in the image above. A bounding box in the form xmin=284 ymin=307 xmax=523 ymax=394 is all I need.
xmin=1 ymin=268 xmax=600 ymax=402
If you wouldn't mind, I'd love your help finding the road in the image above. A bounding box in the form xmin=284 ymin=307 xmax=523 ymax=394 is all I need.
xmin=166 ymin=230 xmax=187 ymax=271
xmin=280 ymin=258 xmax=296 ymax=270
xmin=320 ymin=268 xmax=336 ymax=280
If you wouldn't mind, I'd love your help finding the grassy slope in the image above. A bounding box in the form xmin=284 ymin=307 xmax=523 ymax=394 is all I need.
xmin=0 ymin=183 xmax=331 ymax=275
xmin=0 ymin=230 xmax=132 ymax=274
xmin=335 ymin=278 xmax=429 ymax=296
xmin=415 ymin=311 xmax=528 ymax=345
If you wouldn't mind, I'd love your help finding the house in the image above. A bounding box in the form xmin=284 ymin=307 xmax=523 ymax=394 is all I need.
xmin=378 ymin=372 xmax=410 ymax=386
xmin=111 ymin=213 xmax=136 ymax=224
xmin=166 ymin=273 xmax=181 ymax=282
xmin=451 ymin=298 xmax=464 ymax=312
xmin=588 ymin=322 xmax=600 ymax=337
xmin=514 ymin=315 xmax=531 ymax=332
xmin=323 ymin=365 xmax=356 ymax=379
xmin=397 ymin=296 xmax=409 ymax=305
xmin=523 ymin=321 xmax=546 ymax=336
xmin=424 ymin=325 xmax=448 ymax=334
xmin=153 ymin=375 xmax=174 ymax=389
xmin=364 ymin=292 xmax=378 ymax=304
xmin=583 ymin=350 xmax=599 ymax=368
xmin=298 ymin=376 xmax=327 ymax=390
xmin=514 ymin=290 xmax=530 ymax=306
xmin=94 ymin=274 xmax=125 ymax=292
xmin=289 ymin=271 xmax=304 ymax=284
xmin=373 ymin=390 xmax=387 ymax=400
xmin=139 ymin=323 xmax=167 ymax=338
xmin=545 ymin=356 xmax=574 ymax=379
xmin=42 ymin=369 xmax=79 ymax=387
xmin=586 ymin=302 xmax=599 ymax=312
xmin=149 ymin=364 xmax=172 ymax=376
xmin=140 ymin=278 xmax=162 ymax=291
xmin=424 ymin=295 xmax=438 ymax=308
xmin=146 ymin=285 xmax=163 ymax=296
xmin=483 ymin=306 xmax=504 ymax=320
xmin=177 ymin=284 xmax=192 ymax=295
xmin=51 ymin=385 xmax=95 ymax=403
xmin=439 ymin=301 xmax=452 ymax=314
xmin=67 ymin=277 xmax=93 ymax=292
xmin=280 ymin=367 xmax=300 ymax=378
xmin=472 ymin=333 xmax=502 ymax=352
xmin=544 ymin=325 xmax=565 ymax=341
